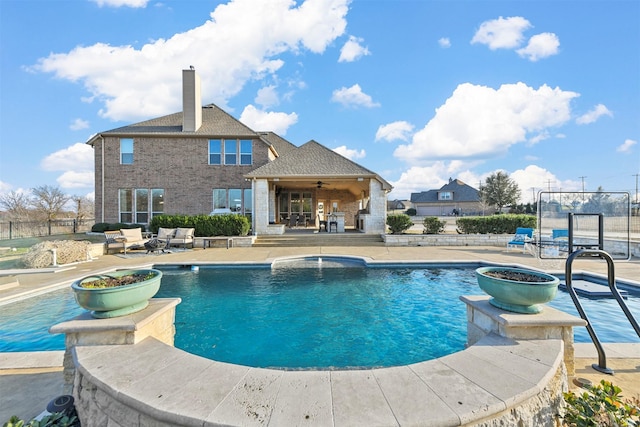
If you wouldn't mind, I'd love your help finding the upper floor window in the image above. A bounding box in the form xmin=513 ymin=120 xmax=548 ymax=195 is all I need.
xmin=209 ymin=139 xmax=221 ymax=165
xmin=240 ymin=139 xmax=253 ymax=165
xmin=224 ymin=140 xmax=237 ymax=165
xmin=120 ymin=138 xmax=133 ymax=164
xmin=439 ymin=191 xmax=452 ymax=200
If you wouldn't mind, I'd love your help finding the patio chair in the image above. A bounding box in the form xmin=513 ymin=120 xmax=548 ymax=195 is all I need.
xmin=506 ymin=227 xmax=534 ymax=253
xmin=552 ymin=229 xmax=569 ymax=252
xmin=289 ymin=215 xmax=298 ymax=228
xmin=168 ymin=227 xmax=195 ymax=249
xmin=297 ymin=215 xmax=308 ymax=228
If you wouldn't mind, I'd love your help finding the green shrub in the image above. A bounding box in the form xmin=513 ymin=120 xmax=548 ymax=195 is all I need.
xmin=386 ymin=214 xmax=413 ymax=234
xmin=405 ymin=208 xmax=417 ymax=216
xmin=423 ymin=217 xmax=446 ymax=234
xmin=455 ymin=214 xmax=536 ymax=234
xmin=149 ymin=214 xmax=250 ymax=237
xmin=559 ymin=380 xmax=640 ymax=426
xmin=91 ymin=222 xmax=110 ymax=232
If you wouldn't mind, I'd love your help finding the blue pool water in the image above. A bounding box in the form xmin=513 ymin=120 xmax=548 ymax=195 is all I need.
xmin=1 ymin=264 xmax=639 ymax=369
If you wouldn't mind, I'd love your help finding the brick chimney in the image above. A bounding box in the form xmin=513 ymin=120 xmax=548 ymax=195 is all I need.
xmin=182 ymin=68 xmax=202 ymax=132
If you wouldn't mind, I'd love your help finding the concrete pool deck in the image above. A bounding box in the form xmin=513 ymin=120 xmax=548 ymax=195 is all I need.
xmin=1 ymin=245 xmax=639 ymax=423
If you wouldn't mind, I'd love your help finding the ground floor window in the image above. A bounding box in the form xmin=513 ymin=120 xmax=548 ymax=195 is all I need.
xmin=279 ymin=192 xmax=312 ymax=222
xmin=213 ymin=188 xmax=252 ymax=215
xmin=119 ymin=188 xmax=164 ymax=224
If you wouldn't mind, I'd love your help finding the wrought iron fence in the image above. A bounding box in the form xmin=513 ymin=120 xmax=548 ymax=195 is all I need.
xmin=0 ymin=219 xmax=96 ymax=240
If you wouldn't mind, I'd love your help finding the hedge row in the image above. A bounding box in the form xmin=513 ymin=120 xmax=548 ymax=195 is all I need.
xmin=91 ymin=222 xmax=147 ymax=232
xmin=455 ymin=214 xmax=536 ymax=234
xmin=149 ymin=214 xmax=250 ymax=237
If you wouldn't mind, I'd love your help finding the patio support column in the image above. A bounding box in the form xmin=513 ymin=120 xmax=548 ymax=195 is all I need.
xmin=253 ymin=178 xmax=269 ymax=235
xmin=368 ymin=179 xmax=387 ymax=234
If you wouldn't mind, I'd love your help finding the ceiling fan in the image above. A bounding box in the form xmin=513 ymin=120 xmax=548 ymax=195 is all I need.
xmin=316 ymin=181 xmax=330 ymax=188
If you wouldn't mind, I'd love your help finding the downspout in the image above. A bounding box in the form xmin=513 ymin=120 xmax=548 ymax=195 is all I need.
xmin=101 ymin=135 xmax=105 ymax=223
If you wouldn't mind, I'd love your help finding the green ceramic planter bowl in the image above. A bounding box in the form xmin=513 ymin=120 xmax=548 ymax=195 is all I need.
xmin=475 ymin=266 xmax=560 ymax=314
xmin=71 ymin=269 xmax=162 ymax=318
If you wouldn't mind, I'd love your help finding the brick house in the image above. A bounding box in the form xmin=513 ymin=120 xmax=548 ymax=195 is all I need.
xmin=410 ymin=178 xmax=481 ymax=216
xmin=87 ymin=69 xmax=392 ymax=235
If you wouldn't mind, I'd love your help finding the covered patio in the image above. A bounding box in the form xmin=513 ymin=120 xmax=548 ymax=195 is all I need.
xmin=244 ymin=141 xmax=392 ymax=236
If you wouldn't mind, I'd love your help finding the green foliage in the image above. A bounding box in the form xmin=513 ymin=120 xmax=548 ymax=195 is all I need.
xmin=405 ymin=208 xmax=417 ymax=216
xmin=422 ymin=217 xmax=445 ymax=234
xmin=386 ymin=214 xmax=413 ymax=234
xmin=560 ymin=380 xmax=640 ymax=426
xmin=90 ymin=223 xmax=145 ymax=232
xmin=149 ymin=214 xmax=250 ymax=237
xmin=478 ymin=171 xmax=521 ymax=211
xmin=455 ymin=214 xmax=536 ymax=234
xmin=90 ymin=222 xmax=110 ymax=232
xmin=3 ymin=411 xmax=79 ymax=427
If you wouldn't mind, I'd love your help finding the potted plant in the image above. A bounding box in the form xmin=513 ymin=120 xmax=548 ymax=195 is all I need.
xmin=71 ymin=269 xmax=162 ymax=318
xmin=475 ymin=266 xmax=560 ymax=314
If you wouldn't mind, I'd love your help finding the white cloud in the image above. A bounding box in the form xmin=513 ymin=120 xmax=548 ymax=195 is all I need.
xmin=516 ymin=32 xmax=560 ymax=61
xmin=375 ymin=121 xmax=414 ymax=142
xmin=576 ymin=104 xmax=613 ymax=124
xmin=31 ymin=0 xmax=349 ymax=121
xmin=70 ymin=118 xmax=89 ymax=130
xmin=331 ymin=84 xmax=380 ymax=108
xmin=56 ymin=171 xmax=95 ymax=189
xmin=91 ymin=0 xmax=149 ymax=7
xmin=41 ymin=143 xmax=94 ymax=172
xmin=333 ymin=145 xmax=365 ymax=160
xmin=510 ymin=164 xmax=580 ymax=203
xmin=338 ymin=35 xmax=371 ymax=62
xmin=255 ymin=85 xmax=279 ymax=108
xmin=239 ymin=105 xmax=298 ymax=135
xmin=617 ymin=139 xmax=637 ymax=153
xmin=438 ymin=37 xmax=451 ymax=48
xmin=0 ymin=180 xmax=12 ymax=195
xmin=471 ymin=16 xmax=531 ymax=50
xmin=40 ymin=143 xmax=95 ymax=190
xmin=394 ymin=82 xmax=579 ymax=163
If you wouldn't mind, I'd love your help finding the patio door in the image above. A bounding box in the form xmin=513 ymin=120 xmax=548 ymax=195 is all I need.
xmin=279 ymin=192 xmax=313 ymax=222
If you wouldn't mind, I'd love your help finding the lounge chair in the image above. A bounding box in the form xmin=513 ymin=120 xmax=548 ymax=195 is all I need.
xmin=104 ymin=228 xmax=149 ymax=254
xmin=552 ymin=229 xmax=569 ymax=252
xmin=169 ymin=227 xmax=195 ymax=249
xmin=506 ymin=227 xmax=534 ymax=253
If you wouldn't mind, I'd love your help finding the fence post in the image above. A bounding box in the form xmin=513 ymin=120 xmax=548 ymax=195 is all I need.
xmin=48 ymin=219 xmax=52 ymax=236
xmin=73 ymin=219 xmax=77 ymax=234
xmin=9 ymin=221 xmax=12 ymax=240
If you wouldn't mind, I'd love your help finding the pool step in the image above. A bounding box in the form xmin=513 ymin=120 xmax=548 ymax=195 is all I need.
xmin=560 ymin=280 xmax=629 ymax=298
xmin=254 ymin=233 xmax=385 ymax=247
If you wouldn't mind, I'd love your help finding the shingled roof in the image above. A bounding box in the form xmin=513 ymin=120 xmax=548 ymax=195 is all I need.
xmin=411 ymin=179 xmax=479 ymax=203
xmin=258 ymin=132 xmax=298 ymax=157
xmin=86 ymin=104 xmax=256 ymax=145
xmin=245 ymin=140 xmax=391 ymax=188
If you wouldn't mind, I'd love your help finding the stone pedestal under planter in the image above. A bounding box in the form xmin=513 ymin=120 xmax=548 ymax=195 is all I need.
xmin=49 ymin=298 xmax=181 ymax=394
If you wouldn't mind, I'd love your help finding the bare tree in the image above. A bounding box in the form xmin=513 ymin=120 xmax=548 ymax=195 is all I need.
xmin=71 ymin=195 xmax=95 ymax=223
xmin=30 ymin=185 xmax=70 ymax=221
xmin=0 ymin=190 xmax=32 ymax=220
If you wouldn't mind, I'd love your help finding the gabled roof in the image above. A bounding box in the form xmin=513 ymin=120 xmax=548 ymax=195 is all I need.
xmin=86 ymin=104 xmax=256 ymax=145
xmin=411 ymin=179 xmax=479 ymax=203
xmin=258 ymin=132 xmax=298 ymax=157
xmin=245 ymin=140 xmax=392 ymax=190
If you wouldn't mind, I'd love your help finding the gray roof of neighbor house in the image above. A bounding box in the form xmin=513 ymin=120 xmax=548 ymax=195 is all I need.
xmin=245 ymin=140 xmax=392 ymax=190
xmin=411 ymin=179 xmax=479 ymax=203
xmin=86 ymin=104 xmax=257 ymax=145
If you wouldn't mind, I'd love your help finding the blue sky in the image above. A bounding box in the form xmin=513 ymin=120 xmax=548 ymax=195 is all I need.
xmin=1 ymin=0 xmax=638 ymax=204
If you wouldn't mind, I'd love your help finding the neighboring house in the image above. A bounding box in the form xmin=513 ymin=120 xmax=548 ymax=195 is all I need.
xmin=410 ymin=178 xmax=481 ymax=216
xmin=87 ymin=69 xmax=392 ymax=235
xmin=387 ymin=199 xmax=407 ymax=212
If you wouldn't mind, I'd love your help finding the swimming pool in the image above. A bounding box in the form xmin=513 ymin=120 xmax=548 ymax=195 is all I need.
xmin=1 ymin=262 xmax=639 ymax=368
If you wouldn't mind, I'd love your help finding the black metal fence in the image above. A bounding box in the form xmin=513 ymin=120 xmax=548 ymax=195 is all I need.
xmin=0 ymin=219 xmax=96 ymax=240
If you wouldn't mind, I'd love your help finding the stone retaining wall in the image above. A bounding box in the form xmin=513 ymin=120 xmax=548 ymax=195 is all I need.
xmin=384 ymin=234 xmax=512 ymax=247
